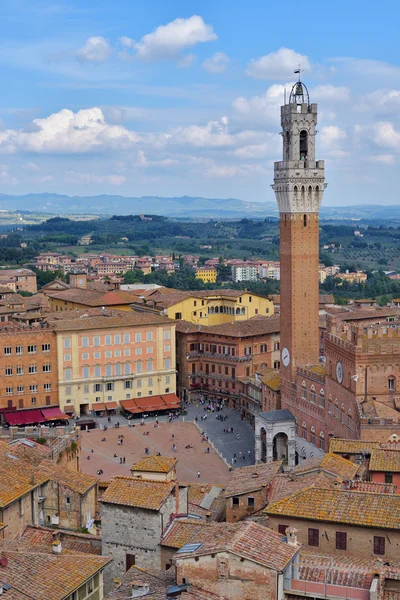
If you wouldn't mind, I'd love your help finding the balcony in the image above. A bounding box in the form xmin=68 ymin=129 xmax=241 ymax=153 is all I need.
xmin=283 ymin=556 xmax=377 ymax=600
xmin=187 ymin=351 xmax=250 ymax=363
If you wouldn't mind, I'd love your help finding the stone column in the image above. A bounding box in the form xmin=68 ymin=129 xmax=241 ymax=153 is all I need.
xmin=255 ymin=433 xmax=262 ymax=463
xmin=288 ymin=438 xmax=296 ymax=467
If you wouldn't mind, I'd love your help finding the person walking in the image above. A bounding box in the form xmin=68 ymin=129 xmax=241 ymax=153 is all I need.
xmin=197 ymin=471 xmax=201 ymax=478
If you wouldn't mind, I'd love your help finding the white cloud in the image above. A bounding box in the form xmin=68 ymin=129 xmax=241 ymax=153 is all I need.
xmin=312 ymin=85 xmax=350 ymax=102
xmin=0 ymin=107 xmax=140 ymax=154
xmin=320 ymin=125 xmax=347 ymax=146
xmin=119 ymin=36 xmax=135 ymax=49
xmin=368 ymin=154 xmax=395 ymax=165
xmin=360 ymin=89 xmax=400 ymax=114
xmin=234 ymin=142 xmax=274 ymax=159
xmin=65 ymin=171 xmax=126 ymax=185
xmin=76 ymin=36 xmax=111 ymax=63
xmin=171 ymin=117 xmax=233 ymax=148
xmin=39 ymin=175 xmax=54 ymax=182
xmin=246 ymin=48 xmax=310 ymax=80
xmin=371 ymin=121 xmax=400 ymax=150
xmin=202 ymin=52 xmax=229 ymax=74
xmin=24 ymin=161 xmax=40 ymax=171
xmin=177 ymin=53 xmax=196 ymax=68
xmin=232 ymin=83 xmax=289 ymax=126
xmin=134 ymin=15 xmax=217 ymax=61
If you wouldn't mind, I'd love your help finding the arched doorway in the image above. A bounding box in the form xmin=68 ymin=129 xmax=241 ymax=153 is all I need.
xmin=273 ymin=432 xmax=288 ymax=463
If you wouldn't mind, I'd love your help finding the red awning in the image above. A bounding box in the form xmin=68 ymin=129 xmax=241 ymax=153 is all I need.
xmin=105 ymin=402 xmax=118 ymax=409
xmin=161 ymin=394 xmax=181 ymax=406
xmin=125 ymin=406 xmax=142 ymax=414
xmin=5 ymin=409 xmax=47 ymax=426
xmin=41 ymin=407 xmax=70 ymax=421
xmin=92 ymin=403 xmax=106 ymax=411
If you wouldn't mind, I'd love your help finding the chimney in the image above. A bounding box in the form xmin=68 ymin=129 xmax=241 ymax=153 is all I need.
xmin=131 ymin=582 xmax=151 ymax=598
xmin=52 ymin=540 xmax=62 ymax=554
xmin=285 ymin=527 xmax=299 ymax=548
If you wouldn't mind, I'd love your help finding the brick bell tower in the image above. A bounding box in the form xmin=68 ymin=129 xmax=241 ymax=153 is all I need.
xmin=273 ymin=79 xmax=326 ymax=387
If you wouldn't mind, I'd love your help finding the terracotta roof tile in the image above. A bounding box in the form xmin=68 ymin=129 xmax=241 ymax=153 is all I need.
xmin=204 ymin=315 xmax=279 ymax=337
xmin=370 ymin=449 xmax=400 ymax=473
xmin=267 ymin=471 xmax=336 ymax=504
xmin=131 ymin=456 xmax=177 ymax=474
xmin=107 ymin=565 xmax=175 ymax=600
xmin=329 ymin=439 xmax=381 ymax=455
xmin=161 ymin=518 xmax=211 ymax=549
xmin=266 ymin=487 xmax=400 ymax=529
xmin=100 ymin=476 xmax=175 ymax=510
xmin=224 ymin=461 xmax=282 ymax=498
xmin=175 ymin=521 xmax=298 ymax=571
xmin=36 ymin=460 xmax=97 ymax=494
xmin=21 ymin=525 xmax=102 ymax=555
xmin=49 ymin=310 xmax=173 ymax=331
xmin=0 ymin=539 xmax=110 ymax=600
xmin=186 ymin=483 xmax=225 ymax=521
xmin=288 ymin=453 xmax=358 ymax=480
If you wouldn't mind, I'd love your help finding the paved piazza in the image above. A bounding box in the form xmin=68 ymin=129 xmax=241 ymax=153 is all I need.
xmin=80 ymin=404 xmax=256 ymax=485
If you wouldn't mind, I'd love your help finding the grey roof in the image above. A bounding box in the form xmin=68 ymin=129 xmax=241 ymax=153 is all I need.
xmin=258 ymin=409 xmax=294 ymax=422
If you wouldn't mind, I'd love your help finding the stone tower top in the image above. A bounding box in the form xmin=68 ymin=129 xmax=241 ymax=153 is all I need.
xmin=272 ymin=79 xmax=326 ymax=214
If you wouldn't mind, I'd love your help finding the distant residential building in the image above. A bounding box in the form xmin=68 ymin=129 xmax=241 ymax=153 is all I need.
xmin=260 ymin=262 xmax=280 ymax=280
xmin=0 ymin=268 xmax=37 ymax=293
xmin=335 ymin=270 xmax=367 ymax=284
xmin=231 ymin=263 xmax=258 ymax=282
xmin=195 ymin=267 xmax=217 ymax=283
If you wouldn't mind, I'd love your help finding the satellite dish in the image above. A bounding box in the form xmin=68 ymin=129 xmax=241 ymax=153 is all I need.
xmin=1 ymin=556 xmax=8 ymax=567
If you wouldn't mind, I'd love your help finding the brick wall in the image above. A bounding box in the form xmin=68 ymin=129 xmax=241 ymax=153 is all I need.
xmin=267 ymin=516 xmax=400 ymax=560
xmin=225 ymin=488 xmax=267 ymax=523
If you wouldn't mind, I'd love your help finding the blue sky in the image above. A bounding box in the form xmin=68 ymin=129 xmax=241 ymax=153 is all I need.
xmin=0 ymin=0 xmax=400 ymax=205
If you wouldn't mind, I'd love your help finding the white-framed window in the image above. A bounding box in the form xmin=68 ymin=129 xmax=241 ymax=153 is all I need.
xmin=30 ymin=384 xmax=38 ymax=393
xmin=94 ymin=383 xmax=102 ymax=392
xmin=43 ymin=364 xmax=51 ymax=373
xmin=5 ymin=367 xmax=13 ymax=376
xmin=44 ymin=383 xmax=51 ymax=392
xmin=107 ymin=395 xmax=113 ymax=401
xmin=84 ymin=384 xmax=89 ymax=393
xmin=93 ymin=336 xmax=100 ymax=347
xmin=146 ymin=346 xmax=153 ymax=354
xmin=65 ymin=368 xmax=72 ymax=380
xmin=105 ymin=351 xmax=112 ymax=358
xmin=148 ymin=378 xmax=153 ymax=386
xmin=135 ymin=348 xmax=142 ymax=355
xmin=164 ymin=358 xmax=171 ymax=370
xmin=16 ymin=346 xmax=23 ymax=355
xmin=17 ymin=385 xmax=24 ymax=393
xmin=94 ymin=365 xmax=101 ymax=377
xmin=66 ymin=386 xmax=72 ymax=395
xmin=31 ymin=397 xmax=37 ymax=405
xmin=114 ymin=349 xmax=121 ymax=357
xmin=388 ymin=377 xmax=396 ymax=391
xmin=4 ymin=347 xmax=12 ymax=355
xmin=135 ymin=332 xmax=141 ymax=343
xmin=6 ymin=386 xmax=13 ymax=396
xmin=164 ymin=329 xmax=171 ymax=340
xmin=29 ymin=365 xmax=37 ymax=374
xmin=124 ymin=348 xmax=131 ymax=356
xmin=165 ymin=375 xmax=170 ymax=384
xmin=146 ymin=331 xmax=153 ymax=342
xmin=105 ymin=335 xmax=111 ymax=346
xmin=136 ymin=361 xmax=142 ymax=374
xmin=82 ymin=352 xmax=89 ymax=360
xmin=105 ymin=364 xmax=112 ymax=377
xmin=115 ymin=364 xmax=121 ymax=376
xmin=16 ymin=365 xmax=24 ymax=375
xmin=136 ymin=378 xmax=142 ymax=388
xmin=124 ymin=333 xmax=130 ymax=344
xmin=137 ymin=391 xmax=142 ymax=397
xmin=106 ymin=382 xmax=114 ymax=392
xmin=28 ymin=345 xmax=37 ymax=354
xmin=115 ymin=334 xmax=121 ymax=344
xmin=164 ymin=345 xmax=171 ymax=352
xmin=42 ymin=343 xmax=51 ymax=352
xmin=66 ymin=398 xmax=72 ymax=404
xmin=94 ymin=351 xmax=101 ymax=359
xmin=82 ymin=367 xmax=89 ymax=378
xmin=63 ymin=338 xmax=71 ymax=349
xmin=124 ymin=362 xmax=131 ymax=375
xmin=82 ymin=337 xmax=89 ymax=347
xmin=124 ymin=380 xmax=132 ymax=389
xmin=147 ymin=360 xmax=153 ymax=372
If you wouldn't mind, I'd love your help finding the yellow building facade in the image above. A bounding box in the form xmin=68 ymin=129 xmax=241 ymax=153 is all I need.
xmin=195 ymin=267 xmax=217 ymax=283
xmin=52 ymin=312 xmax=176 ymax=416
xmin=164 ymin=291 xmax=274 ymax=326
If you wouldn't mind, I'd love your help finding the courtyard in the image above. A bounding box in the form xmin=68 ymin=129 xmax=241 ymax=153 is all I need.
xmin=80 ymin=403 xmax=256 ymax=485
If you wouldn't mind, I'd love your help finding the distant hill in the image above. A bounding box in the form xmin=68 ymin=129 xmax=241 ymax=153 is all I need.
xmin=0 ymin=193 xmax=399 ymax=220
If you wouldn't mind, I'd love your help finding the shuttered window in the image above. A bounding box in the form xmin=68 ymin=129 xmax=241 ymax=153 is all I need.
xmin=308 ymin=528 xmax=319 ymax=547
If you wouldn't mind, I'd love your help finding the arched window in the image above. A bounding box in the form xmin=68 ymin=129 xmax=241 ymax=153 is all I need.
xmin=303 ymin=214 xmax=307 ymax=227
xmin=319 ymin=431 xmax=325 ymax=451
xmin=388 ymin=377 xmax=396 ymax=391
xmin=301 ymin=186 xmax=305 ymax=202
xmin=302 ymin=422 xmax=307 ymax=440
xmin=308 ymin=186 xmax=312 ymax=203
xmin=236 ymin=307 xmax=240 ymax=315
xmin=315 ymin=185 xmax=320 ymax=203
xmin=299 ymin=130 xmax=308 ymax=160
xmin=293 ymin=185 xmax=298 ymax=201
xmin=310 ymin=385 xmax=316 ymax=404
xmin=301 ymin=381 xmax=307 ymax=400
xmin=310 ymin=426 xmax=316 ymax=445
xmin=241 ymin=307 xmax=245 ymax=315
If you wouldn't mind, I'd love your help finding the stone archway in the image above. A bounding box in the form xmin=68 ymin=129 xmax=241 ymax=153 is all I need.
xmin=255 ymin=409 xmax=296 ymax=467
xmin=273 ymin=432 xmax=288 ymax=463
